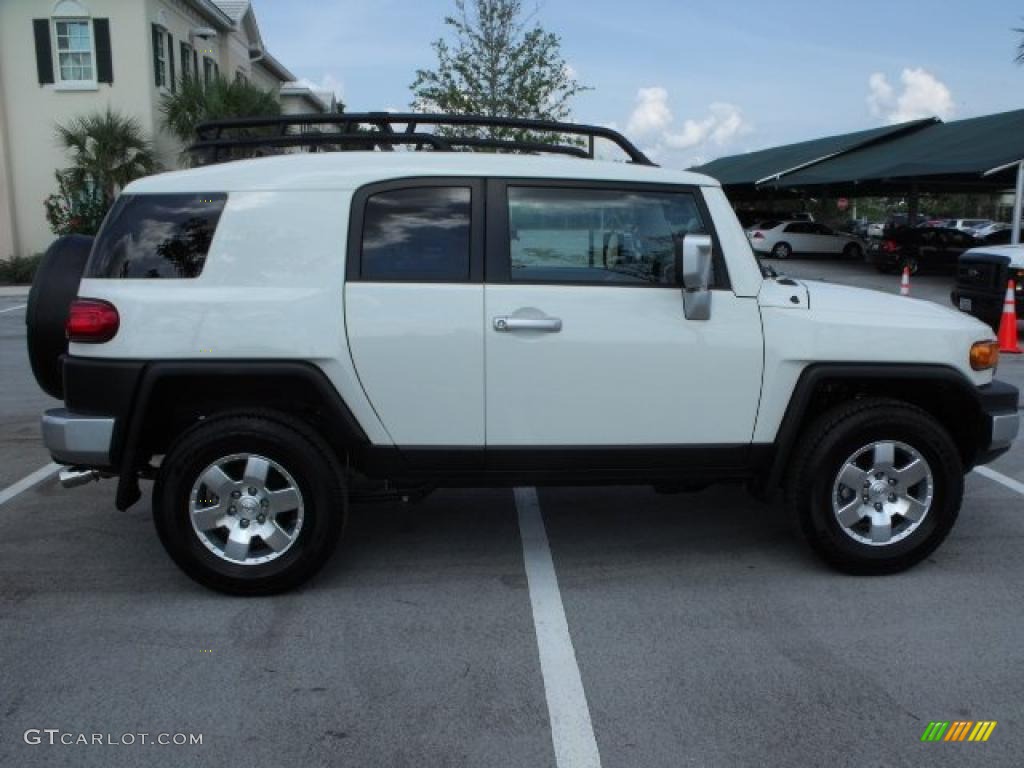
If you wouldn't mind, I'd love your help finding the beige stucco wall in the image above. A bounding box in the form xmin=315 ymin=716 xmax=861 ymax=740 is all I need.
xmin=0 ymin=0 xmax=155 ymax=257
xmin=0 ymin=0 xmax=291 ymax=259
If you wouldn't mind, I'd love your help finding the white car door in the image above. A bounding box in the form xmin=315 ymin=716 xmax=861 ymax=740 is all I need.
xmin=483 ymin=181 xmax=763 ymax=463
xmin=781 ymin=222 xmax=816 ymax=254
xmin=815 ymin=224 xmax=846 ymax=254
xmin=344 ymin=180 xmax=485 ymax=449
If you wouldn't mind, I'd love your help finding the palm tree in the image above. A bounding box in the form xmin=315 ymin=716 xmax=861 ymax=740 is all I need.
xmin=160 ymin=74 xmax=281 ymax=161
xmin=1017 ymin=23 xmax=1024 ymax=64
xmin=55 ymin=107 xmax=160 ymax=207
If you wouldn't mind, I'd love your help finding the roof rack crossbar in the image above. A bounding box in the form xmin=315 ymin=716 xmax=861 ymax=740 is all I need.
xmin=190 ymin=112 xmax=654 ymax=165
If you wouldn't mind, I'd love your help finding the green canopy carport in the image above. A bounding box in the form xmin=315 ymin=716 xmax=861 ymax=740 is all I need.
xmin=691 ymin=118 xmax=937 ymax=194
xmin=692 ymin=108 xmax=1024 ymax=244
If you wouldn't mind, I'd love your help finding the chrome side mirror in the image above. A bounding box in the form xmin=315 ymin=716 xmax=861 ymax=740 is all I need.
xmin=674 ymin=234 xmax=713 ymax=320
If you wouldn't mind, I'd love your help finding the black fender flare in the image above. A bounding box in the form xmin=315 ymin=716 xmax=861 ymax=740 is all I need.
xmin=760 ymin=363 xmax=1001 ymax=494
xmin=114 ymin=360 xmax=369 ymax=510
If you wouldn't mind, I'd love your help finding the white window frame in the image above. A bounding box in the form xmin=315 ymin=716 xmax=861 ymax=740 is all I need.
xmin=203 ymin=56 xmax=219 ymax=85
xmin=52 ymin=17 xmax=97 ymax=90
xmin=180 ymin=41 xmax=193 ymax=81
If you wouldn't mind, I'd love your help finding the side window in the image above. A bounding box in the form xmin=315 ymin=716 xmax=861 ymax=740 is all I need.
xmin=85 ymin=193 xmax=227 ymax=278
xmin=785 ymin=222 xmax=810 ymax=234
xmin=506 ymin=186 xmax=708 ymax=285
xmin=360 ymin=187 xmax=472 ymax=281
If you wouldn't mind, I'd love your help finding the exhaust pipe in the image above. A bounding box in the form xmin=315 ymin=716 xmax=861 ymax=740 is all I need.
xmin=59 ymin=467 xmax=100 ymax=488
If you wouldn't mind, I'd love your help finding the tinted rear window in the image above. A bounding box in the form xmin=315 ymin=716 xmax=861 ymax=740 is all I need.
xmin=85 ymin=193 xmax=227 ymax=278
xmin=359 ymin=187 xmax=471 ymax=281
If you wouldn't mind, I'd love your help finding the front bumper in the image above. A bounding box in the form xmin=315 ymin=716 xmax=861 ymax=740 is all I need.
xmin=951 ymin=288 xmax=1024 ymax=324
xmin=42 ymin=408 xmax=115 ymax=467
xmin=976 ymin=380 xmax=1020 ymax=464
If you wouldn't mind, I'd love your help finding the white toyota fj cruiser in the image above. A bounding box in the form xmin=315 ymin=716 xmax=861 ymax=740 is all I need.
xmin=26 ymin=114 xmax=1020 ymax=594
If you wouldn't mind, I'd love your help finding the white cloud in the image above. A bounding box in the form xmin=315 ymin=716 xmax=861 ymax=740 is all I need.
xmin=627 ymin=87 xmax=673 ymax=137
xmin=625 ymin=87 xmax=751 ymax=166
xmin=293 ymin=73 xmax=345 ymax=101
xmin=663 ymin=103 xmax=749 ymax=150
xmin=867 ymin=68 xmax=954 ymax=123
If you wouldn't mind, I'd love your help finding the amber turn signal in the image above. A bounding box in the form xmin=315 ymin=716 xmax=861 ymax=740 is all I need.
xmin=970 ymin=340 xmax=999 ymax=371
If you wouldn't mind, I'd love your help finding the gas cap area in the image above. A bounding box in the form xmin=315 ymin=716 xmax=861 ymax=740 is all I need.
xmin=758 ymin=277 xmax=809 ymax=309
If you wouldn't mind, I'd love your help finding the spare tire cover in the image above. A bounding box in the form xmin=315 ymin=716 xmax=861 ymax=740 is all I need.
xmin=26 ymin=234 xmax=94 ymax=399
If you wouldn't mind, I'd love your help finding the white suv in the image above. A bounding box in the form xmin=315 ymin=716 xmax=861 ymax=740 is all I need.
xmin=26 ymin=114 xmax=1019 ymax=594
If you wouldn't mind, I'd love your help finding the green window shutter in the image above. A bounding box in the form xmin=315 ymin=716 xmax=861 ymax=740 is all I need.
xmin=93 ymin=19 xmax=112 ymax=84
xmin=33 ymin=19 xmax=54 ymax=84
xmin=151 ymin=24 xmax=161 ymax=87
xmin=167 ymin=32 xmax=175 ymax=92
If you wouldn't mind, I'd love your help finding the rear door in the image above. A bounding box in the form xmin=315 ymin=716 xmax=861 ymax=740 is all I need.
xmin=344 ymin=179 xmax=485 ymax=450
xmin=483 ymin=180 xmax=763 ymax=463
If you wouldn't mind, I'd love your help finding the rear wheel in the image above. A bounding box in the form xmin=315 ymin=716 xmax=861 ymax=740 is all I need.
xmin=771 ymin=242 xmax=792 ymax=259
xmin=842 ymin=242 xmax=863 ymax=260
xmin=786 ymin=399 xmax=962 ymax=575
xmin=153 ymin=412 xmax=346 ymax=595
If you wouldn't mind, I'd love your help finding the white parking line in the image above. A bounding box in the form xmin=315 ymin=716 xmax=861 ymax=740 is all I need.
xmin=973 ymin=465 xmax=1024 ymax=496
xmin=0 ymin=463 xmax=60 ymax=506
xmin=0 ymin=303 xmax=27 ymax=314
xmin=515 ymin=487 xmax=602 ymax=768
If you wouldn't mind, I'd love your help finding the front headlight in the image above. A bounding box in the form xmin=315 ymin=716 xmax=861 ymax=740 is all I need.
xmin=970 ymin=340 xmax=999 ymax=371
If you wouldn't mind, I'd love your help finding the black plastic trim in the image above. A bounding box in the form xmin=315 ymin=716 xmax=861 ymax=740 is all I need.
xmin=110 ymin=360 xmax=369 ymax=510
xmin=763 ymin=363 xmax=1017 ymax=492
xmin=358 ymin=443 xmax=754 ymax=485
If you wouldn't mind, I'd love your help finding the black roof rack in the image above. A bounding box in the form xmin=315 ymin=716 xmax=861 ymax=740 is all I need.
xmin=188 ymin=112 xmax=655 ymax=166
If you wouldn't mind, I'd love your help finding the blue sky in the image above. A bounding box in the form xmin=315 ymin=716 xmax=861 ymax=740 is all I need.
xmin=252 ymin=0 xmax=1024 ymax=167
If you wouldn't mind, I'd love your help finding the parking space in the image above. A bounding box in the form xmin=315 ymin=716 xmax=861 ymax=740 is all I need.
xmin=2 ymin=262 xmax=1023 ymax=767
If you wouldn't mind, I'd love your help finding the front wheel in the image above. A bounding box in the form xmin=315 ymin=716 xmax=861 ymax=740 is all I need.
xmin=154 ymin=412 xmax=346 ymax=595
xmin=843 ymin=242 xmax=863 ymax=260
xmin=786 ymin=399 xmax=962 ymax=574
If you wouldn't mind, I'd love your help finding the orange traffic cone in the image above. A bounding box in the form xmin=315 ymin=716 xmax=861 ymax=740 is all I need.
xmin=997 ymin=279 xmax=1021 ymax=354
xmin=899 ymin=266 xmax=910 ymax=296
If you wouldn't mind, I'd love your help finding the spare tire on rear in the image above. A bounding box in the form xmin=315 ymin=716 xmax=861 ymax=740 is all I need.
xmin=26 ymin=234 xmax=94 ymax=399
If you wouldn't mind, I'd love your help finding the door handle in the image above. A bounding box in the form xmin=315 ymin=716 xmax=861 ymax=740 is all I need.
xmin=493 ymin=316 xmax=562 ymax=333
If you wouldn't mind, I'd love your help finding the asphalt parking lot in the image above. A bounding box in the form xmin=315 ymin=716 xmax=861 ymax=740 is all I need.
xmin=1 ymin=261 xmax=1023 ymax=768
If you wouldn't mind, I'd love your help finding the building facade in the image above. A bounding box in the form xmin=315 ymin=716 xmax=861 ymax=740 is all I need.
xmin=0 ymin=0 xmax=323 ymax=260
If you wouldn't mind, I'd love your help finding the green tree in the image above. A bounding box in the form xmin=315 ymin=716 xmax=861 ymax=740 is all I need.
xmin=160 ymin=74 xmax=281 ymax=160
xmin=410 ymin=0 xmax=588 ymax=142
xmin=45 ymin=108 xmax=159 ymax=235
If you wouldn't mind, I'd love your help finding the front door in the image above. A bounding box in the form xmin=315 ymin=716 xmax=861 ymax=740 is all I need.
xmin=483 ymin=181 xmax=764 ymax=463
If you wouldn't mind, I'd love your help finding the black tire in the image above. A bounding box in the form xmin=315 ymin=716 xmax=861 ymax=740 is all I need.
xmin=900 ymin=256 xmax=920 ymax=275
xmin=771 ymin=242 xmax=792 ymax=259
xmin=26 ymin=235 xmax=94 ymax=399
xmin=842 ymin=243 xmax=863 ymax=260
xmin=786 ymin=398 xmax=962 ymax=575
xmin=153 ymin=412 xmax=346 ymax=595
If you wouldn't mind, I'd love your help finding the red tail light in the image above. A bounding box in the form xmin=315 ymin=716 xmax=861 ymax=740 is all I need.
xmin=66 ymin=298 xmax=119 ymax=343
xmin=881 ymin=239 xmax=900 ymax=253
xmin=752 ymin=231 xmax=764 ymax=239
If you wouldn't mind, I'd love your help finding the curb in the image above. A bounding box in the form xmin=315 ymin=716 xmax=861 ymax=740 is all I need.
xmin=0 ymin=286 xmax=30 ymax=297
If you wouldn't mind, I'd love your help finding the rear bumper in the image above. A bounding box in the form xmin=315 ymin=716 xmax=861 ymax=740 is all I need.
xmin=42 ymin=408 xmax=115 ymax=467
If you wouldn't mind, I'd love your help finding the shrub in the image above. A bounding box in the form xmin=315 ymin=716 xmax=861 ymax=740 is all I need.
xmin=0 ymin=254 xmax=43 ymax=285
